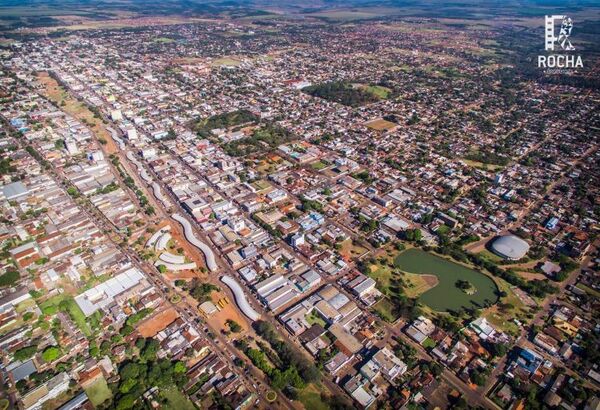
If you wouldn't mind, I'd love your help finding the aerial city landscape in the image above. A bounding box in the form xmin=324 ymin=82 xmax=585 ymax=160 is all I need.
xmin=0 ymin=0 xmax=598 ymax=409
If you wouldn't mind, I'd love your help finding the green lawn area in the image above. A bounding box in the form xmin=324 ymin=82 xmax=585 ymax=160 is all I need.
xmin=162 ymin=387 xmax=196 ymax=410
xmin=373 ymin=298 xmax=399 ymax=323
xmin=250 ymin=180 xmax=272 ymax=192
xmin=153 ymin=37 xmax=175 ymax=43
xmin=367 ymin=262 xmax=394 ymax=296
xmin=310 ymin=160 xmax=328 ymax=170
xmin=297 ymin=384 xmax=329 ymax=410
xmin=84 ymin=376 xmax=112 ymax=407
xmin=422 ymin=337 xmax=436 ymax=349
xmin=211 ymin=57 xmax=242 ymax=67
xmin=394 ymin=248 xmax=499 ymax=312
xmin=477 ymin=248 xmax=504 ymax=263
xmin=38 ymin=294 xmax=91 ymax=336
xmin=306 ymin=311 xmax=327 ymax=328
xmin=338 ymin=239 xmax=369 ymax=260
xmin=362 ymin=85 xmax=391 ymax=99
xmin=483 ymin=277 xmax=528 ymax=335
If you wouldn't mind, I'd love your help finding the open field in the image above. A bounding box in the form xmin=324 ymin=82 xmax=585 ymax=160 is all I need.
xmin=373 ymin=298 xmax=399 ymax=323
xmin=361 ymin=85 xmax=391 ymax=99
xmin=137 ymin=307 xmax=179 ymax=337
xmin=461 ymin=158 xmax=504 ymax=171
xmin=483 ymin=278 xmax=530 ymax=334
xmin=364 ymin=118 xmax=397 ymax=131
xmin=84 ymin=376 xmax=112 ymax=407
xmin=402 ymin=272 xmax=438 ymax=299
xmin=211 ymin=57 xmax=242 ymax=67
xmin=162 ymin=387 xmax=196 ymax=410
xmin=338 ymin=238 xmax=369 ymax=261
xmin=394 ymin=248 xmax=499 ymax=312
xmin=297 ymin=383 xmax=329 ymax=410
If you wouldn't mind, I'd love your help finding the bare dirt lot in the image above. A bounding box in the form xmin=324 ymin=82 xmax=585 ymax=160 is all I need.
xmin=138 ymin=307 xmax=179 ymax=337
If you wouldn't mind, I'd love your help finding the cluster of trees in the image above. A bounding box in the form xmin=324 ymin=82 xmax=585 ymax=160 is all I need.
xmin=110 ymin=155 xmax=154 ymax=216
xmin=0 ymin=158 xmax=16 ymax=176
xmin=300 ymin=196 xmax=324 ymax=212
xmin=352 ymin=170 xmax=372 ymax=184
xmin=222 ymin=124 xmax=295 ymax=157
xmin=188 ymin=280 xmax=218 ymax=304
xmin=114 ymin=343 xmax=187 ymax=410
xmin=0 ymin=269 xmax=19 ymax=287
xmin=193 ymin=110 xmax=258 ymax=138
xmin=120 ymin=308 xmax=153 ymax=336
xmin=303 ymin=81 xmax=380 ymax=107
xmin=226 ymin=319 xmax=242 ymax=333
xmin=253 ymin=321 xmax=320 ymax=385
xmin=251 ymin=213 xmax=282 ymax=239
xmin=455 ymin=280 xmax=473 ymax=290
xmin=403 ymin=228 xmax=422 ymax=242
xmin=14 ymin=345 xmax=37 ymax=361
xmin=465 ymin=150 xmax=509 ymax=166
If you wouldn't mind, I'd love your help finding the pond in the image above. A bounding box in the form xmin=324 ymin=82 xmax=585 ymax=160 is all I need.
xmin=394 ymin=248 xmax=499 ymax=312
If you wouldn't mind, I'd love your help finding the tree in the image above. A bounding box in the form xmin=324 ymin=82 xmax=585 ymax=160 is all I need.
xmin=14 ymin=345 xmax=37 ymax=361
xmin=226 ymin=319 xmax=242 ymax=333
xmin=41 ymin=346 xmax=61 ymax=362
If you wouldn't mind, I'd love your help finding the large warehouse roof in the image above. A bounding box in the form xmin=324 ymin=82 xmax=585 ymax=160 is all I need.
xmin=491 ymin=235 xmax=530 ymax=260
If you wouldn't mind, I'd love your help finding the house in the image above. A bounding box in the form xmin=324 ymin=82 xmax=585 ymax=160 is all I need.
xmin=372 ymin=347 xmax=407 ymax=381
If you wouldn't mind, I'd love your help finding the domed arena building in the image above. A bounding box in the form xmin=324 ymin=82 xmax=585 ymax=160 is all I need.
xmin=490 ymin=235 xmax=530 ymax=260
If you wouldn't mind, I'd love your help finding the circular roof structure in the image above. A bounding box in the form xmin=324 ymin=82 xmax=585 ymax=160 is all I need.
xmin=491 ymin=235 xmax=530 ymax=260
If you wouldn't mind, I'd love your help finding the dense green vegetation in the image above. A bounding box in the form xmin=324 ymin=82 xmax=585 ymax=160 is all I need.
xmin=238 ymin=320 xmax=320 ymax=395
xmin=0 ymin=269 xmax=19 ymax=287
xmin=39 ymin=295 xmax=91 ymax=336
xmin=113 ymin=337 xmax=187 ymax=410
xmin=120 ymin=308 xmax=153 ymax=336
xmin=188 ymin=280 xmax=218 ymax=303
xmin=0 ymin=158 xmax=17 ymax=176
xmin=303 ymin=81 xmax=381 ymax=107
xmin=14 ymin=345 xmax=37 ymax=361
xmin=222 ymin=124 xmax=296 ymax=157
xmin=193 ymin=109 xmax=259 ymax=138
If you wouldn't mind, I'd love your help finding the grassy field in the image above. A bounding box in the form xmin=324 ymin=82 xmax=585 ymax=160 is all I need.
xmin=39 ymin=294 xmax=91 ymax=336
xmin=338 ymin=239 xmax=369 ymax=260
xmin=461 ymin=159 xmax=504 ymax=171
xmin=394 ymin=248 xmax=499 ymax=312
xmin=368 ymin=261 xmax=394 ymax=296
xmin=297 ymin=384 xmax=329 ymax=410
xmin=402 ymin=272 xmax=438 ymax=299
xmin=310 ymin=160 xmax=328 ymax=170
xmin=483 ymin=277 xmax=529 ymax=334
xmin=162 ymin=387 xmax=196 ymax=410
xmin=365 ymin=118 xmax=397 ymax=131
xmin=153 ymin=37 xmax=176 ymax=43
xmin=373 ymin=298 xmax=398 ymax=323
xmin=211 ymin=57 xmax=242 ymax=67
xmin=362 ymin=85 xmax=391 ymax=99
xmin=84 ymin=376 xmax=112 ymax=407
xmin=477 ymin=248 xmax=504 ymax=263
